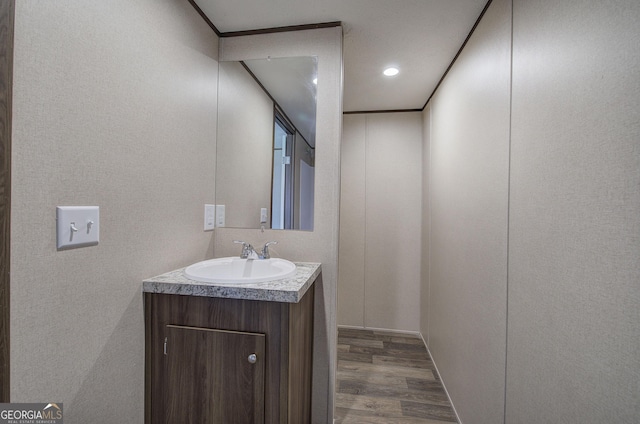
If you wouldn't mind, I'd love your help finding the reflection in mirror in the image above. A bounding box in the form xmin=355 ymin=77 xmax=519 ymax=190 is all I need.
xmin=216 ymin=56 xmax=317 ymax=230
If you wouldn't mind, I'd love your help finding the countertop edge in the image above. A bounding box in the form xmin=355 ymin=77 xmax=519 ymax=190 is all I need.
xmin=142 ymin=261 xmax=321 ymax=304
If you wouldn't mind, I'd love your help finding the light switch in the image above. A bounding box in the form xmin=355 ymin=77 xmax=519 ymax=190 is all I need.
xmin=56 ymin=206 xmax=100 ymax=250
xmin=204 ymin=204 xmax=215 ymax=231
xmin=260 ymin=208 xmax=268 ymax=224
xmin=215 ymin=205 xmax=225 ymax=227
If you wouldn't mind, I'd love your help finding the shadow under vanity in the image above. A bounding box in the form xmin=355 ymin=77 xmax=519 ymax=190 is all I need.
xmin=142 ymin=262 xmax=321 ymax=423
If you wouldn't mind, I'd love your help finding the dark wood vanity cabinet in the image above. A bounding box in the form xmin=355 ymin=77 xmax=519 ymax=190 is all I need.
xmin=163 ymin=325 xmax=266 ymax=423
xmin=144 ymin=290 xmax=314 ymax=424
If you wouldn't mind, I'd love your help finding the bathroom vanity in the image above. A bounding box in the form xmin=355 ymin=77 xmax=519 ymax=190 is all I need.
xmin=143 ymin=262 xmax=320 ymax=424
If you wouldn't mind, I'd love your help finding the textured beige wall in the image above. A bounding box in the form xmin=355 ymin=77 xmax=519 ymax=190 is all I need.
xmin=11 ymin=1 xmax=218 ymax=422
xmin=338 ymin=114 xmax=366 ymax=326
xmin=427 ymin=0 xmax=512 ymax=422
xmin=364 ymin=113 xmax=422 ymax=331
xmin=420 ymin=104 xmax=431 ymax=340
xmin=506 ymin=0 xmax=640 ymax=422
xmin=338 ymin=112 xmax=423 ymax=332
xmin=217 ymin=61 xmax=273 ymax=228
xmin=425 ymin=0 xmax=640 ymax=422
xmin=216 ymin=27 xmax=343 ymax=423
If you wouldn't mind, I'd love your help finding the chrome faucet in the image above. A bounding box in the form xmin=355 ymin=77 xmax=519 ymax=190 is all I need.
xmin=233 ymin=240 xmax=278 ymax=259
xmin=233 ymin=240 xmax=257 ymax=259
xmin=260 ymin=241 xmax=278 ymax=259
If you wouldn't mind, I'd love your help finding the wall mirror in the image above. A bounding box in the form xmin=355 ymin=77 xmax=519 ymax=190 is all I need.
xmin=215 ymin=56 xmax=317 ymax=230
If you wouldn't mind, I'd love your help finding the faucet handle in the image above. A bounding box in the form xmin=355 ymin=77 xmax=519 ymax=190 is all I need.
xmin=233 ymin=240 xmax=253 ymax=259
xmin=261 ymin=241 xmax=278 ymax=259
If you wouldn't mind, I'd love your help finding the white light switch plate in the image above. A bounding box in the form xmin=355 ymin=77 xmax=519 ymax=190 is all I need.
xmin=56 ymin=206 xmax=100 ymax=250
xmin=260 ymin=207 xmax=268 ymax=224
xmin=204 ymin=204 xmax=215 ymax=231
xmin=215 ymin=205 xmax=225 ymax=227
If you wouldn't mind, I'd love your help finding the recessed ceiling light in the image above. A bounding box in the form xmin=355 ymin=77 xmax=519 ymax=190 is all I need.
xmin=383 ymin=67 xmax=399 ymax=77
xmin=313 ymin=78 xmax=318 ymax=85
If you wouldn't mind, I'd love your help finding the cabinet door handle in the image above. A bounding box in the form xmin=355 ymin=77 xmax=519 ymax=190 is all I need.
xmin=247 ymin=353 xmax=257 ymax=364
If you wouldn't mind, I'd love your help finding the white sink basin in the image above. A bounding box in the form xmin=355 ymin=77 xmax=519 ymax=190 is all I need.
xmin=184 ymin=257 xmax=297 ymax=284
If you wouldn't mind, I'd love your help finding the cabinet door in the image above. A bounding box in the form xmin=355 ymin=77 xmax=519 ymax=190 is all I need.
xmin=163 ymin=325 xmax=265 ymax=424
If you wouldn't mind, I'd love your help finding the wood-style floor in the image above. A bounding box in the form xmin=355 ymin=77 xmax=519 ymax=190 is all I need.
xmin=336 ymin=328 xmax=458 ymax=424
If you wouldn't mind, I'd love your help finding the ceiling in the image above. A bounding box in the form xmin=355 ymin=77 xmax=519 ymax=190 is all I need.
xmin=193 ymin=0 xmax=487 ymax=112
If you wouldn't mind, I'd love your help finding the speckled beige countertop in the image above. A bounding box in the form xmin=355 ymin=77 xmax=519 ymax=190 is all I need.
xmin=143 ymin=261 xmax=320 ymax=303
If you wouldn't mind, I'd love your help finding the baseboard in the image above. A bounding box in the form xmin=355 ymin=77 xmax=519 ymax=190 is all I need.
xmin=337 ymin=324 xmax=422 ymax=337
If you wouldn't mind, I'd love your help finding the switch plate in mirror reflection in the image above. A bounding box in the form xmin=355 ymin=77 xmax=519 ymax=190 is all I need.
xmin=260 ymin=208 xmax=268 ymax=224
xmin=215 ymin=205 xmax=225 ymax=228
xmin=204 ymin=204 xmax=215 ymax=231
xmin=215 ymin=57 xmax=317 ymax=230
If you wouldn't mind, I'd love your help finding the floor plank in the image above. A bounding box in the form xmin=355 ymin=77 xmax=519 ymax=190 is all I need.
xmin=337 ymin=409 xmax=456 ymax=424
xmin=338 ymin=369 xmax=409 ymax=388
xmin=338 ymin=360 xmax=436 ymax=380
xmin=401 ymin=401 xmax=458 ymax=422
xmin=335 ymin=327 xmax=457 ymax=424
xmin=372 ymin=355 xmax=435 ymax=370
xmin=336 ymin=392 xmax=404 ymax=416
